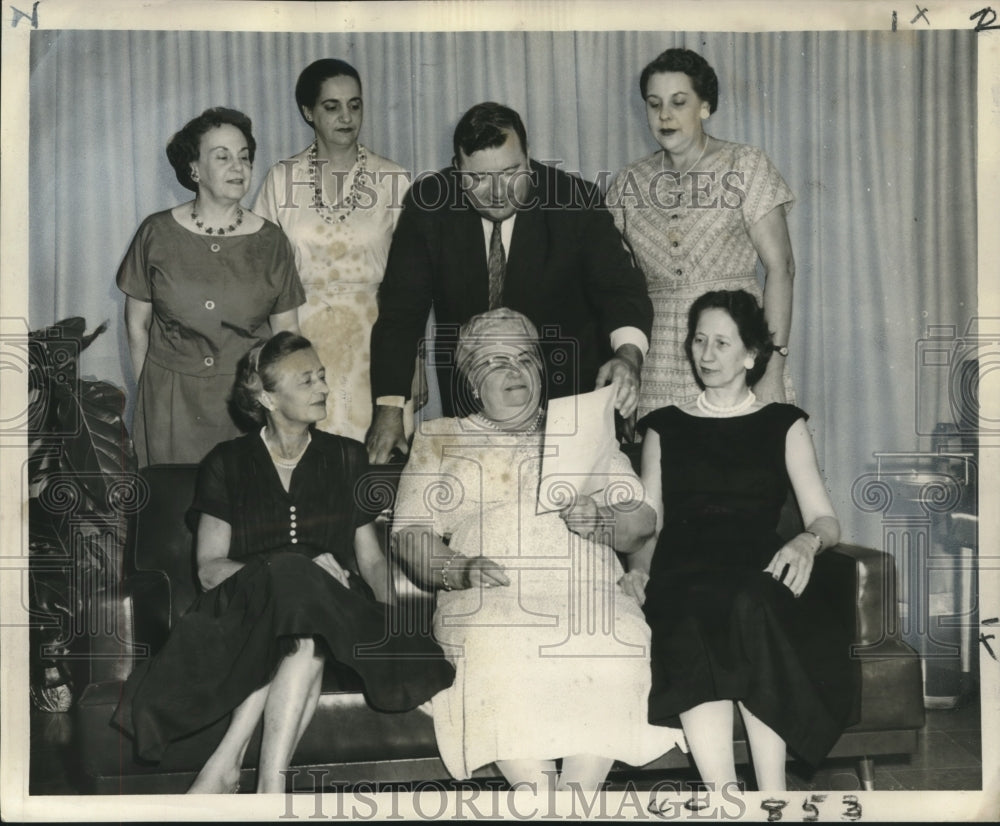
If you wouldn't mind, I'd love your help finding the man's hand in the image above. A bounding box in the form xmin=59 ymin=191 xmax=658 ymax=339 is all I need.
xmin=366 ymin=405 xmax=408 ymax=464
xmin=595 ymin=343 xmax=643 ymax=419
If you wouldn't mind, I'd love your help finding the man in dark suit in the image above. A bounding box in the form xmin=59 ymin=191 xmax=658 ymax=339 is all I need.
xmin=367 ymin=102 xmax=653 ymax=463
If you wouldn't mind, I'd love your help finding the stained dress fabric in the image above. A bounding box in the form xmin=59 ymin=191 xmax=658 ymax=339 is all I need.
xmin=116 ymin=210 xmax=305 ymax=466
xmin=607 ymin=141 xmax=796 ymax=417
xmin=254 ymin=147 xmax=411 ymax=441
xmin=639 ymin=404 xmax=859 ymax=767
xmin=392 ymin=417 xmax=686 ymax=779
xmin=112 ymin=431 xmax=454 ymax=762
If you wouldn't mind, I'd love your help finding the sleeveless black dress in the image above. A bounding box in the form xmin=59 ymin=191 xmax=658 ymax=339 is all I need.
xmin=112 ymin=432 xmax=454 ymax=762
xmin=639 ymin=404 xmax=859 ymax=767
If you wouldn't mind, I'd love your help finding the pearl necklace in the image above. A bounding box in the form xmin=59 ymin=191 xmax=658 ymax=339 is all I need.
xmin=696 ymin=390 xmax=756 ymax=418
xmin=667 ymin=135 xmax=709 ymax=177
xmin=191 ymin=205 xmax=243 ymax=235
xmin=309 ymin=142 xmax=369 ymax=224
xmin=261 ymin=427 xmax=311 ymax=468
xmin=473 ymin=408 xmax=544 ymax=434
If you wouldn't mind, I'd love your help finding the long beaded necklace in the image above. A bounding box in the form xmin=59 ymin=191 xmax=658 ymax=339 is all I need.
xmin=190 ymin=205 xmax=243 ymax=235
xmin=695 ymin=390 xmax=757 ymax=418
xmin=308 ymin=142 xmax=369 ymax=224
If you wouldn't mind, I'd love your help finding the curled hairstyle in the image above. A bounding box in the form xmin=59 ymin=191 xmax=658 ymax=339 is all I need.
xmin=231 ymin=332 xmax=314 ymax=428
xmin=639 ymin=48 xmax=719 ymax=113
xmin=166 ymin=107 xmax=256 ymax=193
xmin=453 ymin=102 xmax=528 ymax=161
xmin=684 ymin=290 xmax=774 ymax=388
xmin=295 ymin=59 xmax=362 ymax=126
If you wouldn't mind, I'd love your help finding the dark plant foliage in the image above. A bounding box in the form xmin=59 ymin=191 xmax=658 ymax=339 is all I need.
xmin=28 ymin=318 xmax=136 ymax=710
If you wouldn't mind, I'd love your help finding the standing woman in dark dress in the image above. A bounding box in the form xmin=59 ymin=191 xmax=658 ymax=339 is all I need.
xmin=635 ymin=290 xmax=856 ymax=791
xmin=112 ymin=332 xmax=454 ymax=793
xmin=117 ymin=107 xmax=304 ymax=466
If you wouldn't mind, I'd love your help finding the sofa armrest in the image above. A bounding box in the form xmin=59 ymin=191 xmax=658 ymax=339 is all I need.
xmin=827 ymin=543 xmax=900 ymax=648
xmin=86 ymin=570 xmax=171 ymax=684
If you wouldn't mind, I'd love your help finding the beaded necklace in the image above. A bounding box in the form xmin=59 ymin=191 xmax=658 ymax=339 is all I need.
xmin=472 ymin=408 xmax=545 ymax=434
xmin=695 ymin=390 xmax=757 ymax=418
xmin=308 ymin=142 xmax=369 ymax=224
xmin=190 ymin=205 xmax=243 ymax=236
xmin=260 ymin=427 xmax=311 ymax=468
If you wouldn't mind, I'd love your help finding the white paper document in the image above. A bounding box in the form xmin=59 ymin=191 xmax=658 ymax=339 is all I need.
xmin=536 ymin=384 xmax=620 ymax=514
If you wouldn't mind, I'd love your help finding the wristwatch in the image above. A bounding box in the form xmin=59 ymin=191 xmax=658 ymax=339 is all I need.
xmin=773 ymin=344 xmax=789 ymax=357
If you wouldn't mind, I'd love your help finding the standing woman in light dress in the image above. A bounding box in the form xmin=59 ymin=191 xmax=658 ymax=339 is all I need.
xmin=255 ymin=59 xmax=416 ymax=442
xmin=607 ymin=48 xmax=796 ymax=418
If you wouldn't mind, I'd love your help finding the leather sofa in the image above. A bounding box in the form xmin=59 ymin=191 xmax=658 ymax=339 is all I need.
xmin=74 ymin=463 xmax=925 ymax=794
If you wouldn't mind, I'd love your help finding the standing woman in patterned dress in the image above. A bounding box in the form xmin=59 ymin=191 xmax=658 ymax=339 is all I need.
xmin=255 ymin=59 xmax=417 ymax=442
xmin=608 ymin=48 xmax=796 ymax=419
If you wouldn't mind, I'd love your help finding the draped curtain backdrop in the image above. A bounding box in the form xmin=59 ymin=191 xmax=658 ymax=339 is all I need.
xmin=28 ymin=29 xmax=976 ymax=549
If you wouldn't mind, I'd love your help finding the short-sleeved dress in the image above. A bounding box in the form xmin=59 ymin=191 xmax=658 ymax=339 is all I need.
xmin=608 ymin=142 xmax=796 ymax=417
xmin=112 ymin=431 xmax=454 ymax=763
xmin=116 ymin=210 xmax=306 ymax=466
xmin=639 ymin=404 xmax=859 ymax=767
xmin=254 ymin=147 xmax=411 ymax=441
xmin=392 ymin=417 xmax=686 ymax=780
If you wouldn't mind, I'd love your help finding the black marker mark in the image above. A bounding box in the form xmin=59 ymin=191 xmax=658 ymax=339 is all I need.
xmin=10 ymin=1 xmax=38 ymax=28
xmin=981 ymin=633 xmax=997 ymax=660
xmin=892 ymin=10 xmax=898 ymax=30
xmin=842 ymin=794 xmax=863 ymax=821
xmin=761 ymin=798 xmax=788 ymax=822
xmin=982 ymin=616 xmax=998 ymax=625
xmin=911 ymin=3 xmax=930 ymax=24
xmin=971 ymin=7 xmax=1000 ymax=30
xmin=802 ymin=794 xmax=827 ymax=822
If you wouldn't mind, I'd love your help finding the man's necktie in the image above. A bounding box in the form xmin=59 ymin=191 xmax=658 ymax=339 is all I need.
xmin=487 ymin=220 xmax=506 ymax=310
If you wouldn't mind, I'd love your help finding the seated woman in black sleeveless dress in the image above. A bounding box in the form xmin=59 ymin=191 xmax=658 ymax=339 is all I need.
xmin=112 ymin=332 xmax=454 ymax=793
xmin=634 ymin=290 xmax=858 ymax=791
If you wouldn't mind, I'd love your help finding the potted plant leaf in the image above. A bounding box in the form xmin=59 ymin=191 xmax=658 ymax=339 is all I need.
xmin=28 ymin=317 xmax=137 ymax=711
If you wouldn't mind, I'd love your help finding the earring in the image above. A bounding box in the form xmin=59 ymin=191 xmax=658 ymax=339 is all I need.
xmin=190 ymin=170 xmax=200 ymax=183
xmin=743 ymin=356 xmax=755 ymax=370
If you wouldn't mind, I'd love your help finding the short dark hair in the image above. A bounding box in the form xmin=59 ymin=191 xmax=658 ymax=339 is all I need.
xmin=230 ymin=332 xmax=315 ymax=428
xmin=453 ymin=102 xmax=528 ymax=161
xmin=165 ymin=107 xmax=256 ymax=193
xmin=684 ymin=290 xmax=774 ymax=388
xmin=295 ymin=59 xmax=362 ymax=126
xmin=639 ymin=48 xmax=719 ymax=113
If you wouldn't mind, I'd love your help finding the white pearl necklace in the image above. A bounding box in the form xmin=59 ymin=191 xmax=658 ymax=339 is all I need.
xmin=473 ymin=409 xmax=544 ymax=434
xmin=261 ymin=427 xmax=311 ymax=468
xmin=666 ymin=135 xmax=710 ymax=177
xmin=696 ymin=390 xmax=757 ymax=418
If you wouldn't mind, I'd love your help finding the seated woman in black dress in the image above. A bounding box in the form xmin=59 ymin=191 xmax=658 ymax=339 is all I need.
xmin=635 ymin=289 xmax=857 ymax=791
xmin=112 ymin=332 xmax=454 ymax=793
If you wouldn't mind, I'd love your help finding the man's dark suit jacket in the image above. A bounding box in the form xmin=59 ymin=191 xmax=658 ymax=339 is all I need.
xmin=370 ymin=160 xmax=653 ymax=416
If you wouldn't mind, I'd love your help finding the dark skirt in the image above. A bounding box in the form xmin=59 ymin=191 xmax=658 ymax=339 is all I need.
xmin=643 ymin=542 xmax=860 ymax=768
xmin=112 ymin=551 xmax=454 ymax=762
